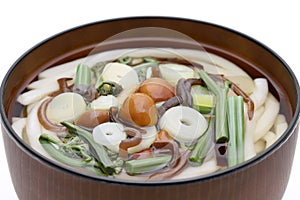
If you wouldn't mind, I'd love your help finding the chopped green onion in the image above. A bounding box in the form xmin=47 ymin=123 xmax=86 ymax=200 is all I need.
xmin=198 ymin=70 xmax=229 ymax=143
xmin=125 ymin=156 xmax=172 ymax=175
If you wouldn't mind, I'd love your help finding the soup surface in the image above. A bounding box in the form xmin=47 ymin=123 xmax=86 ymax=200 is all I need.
xmin=12 ymin=48 xmax=288 ymax=181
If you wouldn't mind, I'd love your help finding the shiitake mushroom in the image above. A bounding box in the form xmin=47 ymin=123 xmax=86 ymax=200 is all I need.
xmin=119 ymin=93 xmax=158 ymax=126
xmin=138 ymin=78 xmax=174 ymax=102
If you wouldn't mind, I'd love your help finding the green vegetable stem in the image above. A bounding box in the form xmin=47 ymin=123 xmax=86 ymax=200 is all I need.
xmin=39 ymin=134 xmax=106 ymax=176
xmin=125 ymin=156 xmax=172 ymax=175
xmin=73 ymin=63 xmax=97 ymax=102
xmin=198 ymin=70 xmax=229 ymax=143
xmin=227 ymin=96 xmax=245 ymax=167
xmin=189 ymin=119 xmax=215 ymax=165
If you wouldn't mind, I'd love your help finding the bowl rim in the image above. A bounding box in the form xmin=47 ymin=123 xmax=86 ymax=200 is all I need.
xmin=1 ymin=16 xmax=300 ymax=187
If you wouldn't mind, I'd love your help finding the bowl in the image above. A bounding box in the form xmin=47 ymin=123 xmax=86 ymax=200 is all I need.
xmin=1 ymin=17 xmax=299 ymax=200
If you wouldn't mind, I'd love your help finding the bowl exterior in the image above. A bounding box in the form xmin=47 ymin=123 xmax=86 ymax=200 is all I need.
xmin=1 ymin=17 xmax=299 ymax=200
xmin=1 ymin=124 xmax=298 ymax=200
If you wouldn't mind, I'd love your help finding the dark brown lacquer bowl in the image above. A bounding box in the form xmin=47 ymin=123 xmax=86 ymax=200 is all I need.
xmin=1 ymin=17 xmax=299 ymax=200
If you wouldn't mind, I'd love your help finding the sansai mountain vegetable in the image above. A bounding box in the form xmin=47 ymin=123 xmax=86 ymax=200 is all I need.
xmin=61 ymin=122 xmax=116 ymax=175
xmin=227 ymin=96 xmax=245 ymax=167
xmin=198 ymin=70 xmax=229 ymax=143
xmin=189 ymin=119 xmax=214 ymax=165
xmin=125 ymin=155 xmax=172 ymax=175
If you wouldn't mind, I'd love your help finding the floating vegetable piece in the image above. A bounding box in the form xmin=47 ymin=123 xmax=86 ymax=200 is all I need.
xmin=152 ymin=141 xmax=180 ymax=168
xmin=119 ymin=127 xmax=142 ymax=159
xmin=38 ymin=98 xmax=67 ymax=133
xmin=62 ymin=122 xmax=115 ymax=174
xmin=159 ymin=63 xmax=196 ymax=85
xmin=127 ymin=126 xmax=158 ymax=154
xmin=157 ymin=96 xmax=183 ymax=117
xmin=109 ymin=107 xmax=147 ymax=134
xmin=176 ymin=78 xmax=192 ymax=107
xmin=90 ymin=95 xmax=118 ymax=110
xmin=92 ymin=122 xmax=126 ymax=153
xmin=97 ymin=81 xmax=123 ymax=96
xmin=191 ymin=85 xmax=214 ymax=114
xmin=75 ymin=109 xmax=109 ymax=129
xmin=159 ymin=106 xmax=208 ymax=144
xmin=227 ymin=96 xmax=245 ymax=167
xmin=101 ymin=62 xmax=139 ymax=89
xmin=149 ymin=150 xmax=191 ymax=181
xmin=117 ymin=83 xmax=139 ymax=106
xmin=46 ymin=92 xmax=86 ymax=124
xmin=117 ymin=56 xmax=133 ymax=65
xmin=73 ymin=64 xmax=97 ymax=102
xmin=119 ymin=93 xmax=158 ymax=126
xmin=125 ymin=155 xmax=172 ymax=175
xmin=138 ymin=78 xmax=175 ymax=102
xmin=156 ymin=130 xmax=173 ymax=141
xmin=74 ymin=63 xmax=92 ymax=86
xmin=189 ymin=119 xmax=214 ymax=165
xmin=198 ymin=70 xmax=229 ymax=143
xmin=133 ymin=62 xmax=158 ymax=81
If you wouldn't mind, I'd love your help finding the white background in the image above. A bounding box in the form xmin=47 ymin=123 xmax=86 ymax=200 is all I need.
xmin=0 ymin=1 xmax=299 ymax=199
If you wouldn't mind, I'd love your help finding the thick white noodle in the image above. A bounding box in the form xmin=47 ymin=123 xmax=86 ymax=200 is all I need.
xmin=253 ymin=93 xmax=280 ymax=142
xmin=11 ymin=118 xmax=26 ymax=139
xmin=171 ymin=159 xmax=220 ymax=180
xmin=254 ymin=140 xmax=266 ymax=154
xmin=244 ymin=106 xmax=265 ymax=160
xmin=25 ymin=98 xmax=59 ymax=159
xmin=17 ymin=85 xmax=58 ymax=106
xmin=28 ymin=70 xmax=74 ymax=90
xmin=250 ymin=78 xmax=268 ymax=109
xmin=38 ymin=57 xmax=84 ymax=79
xmin=263 ymin=131 xmax=277 ymax=149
